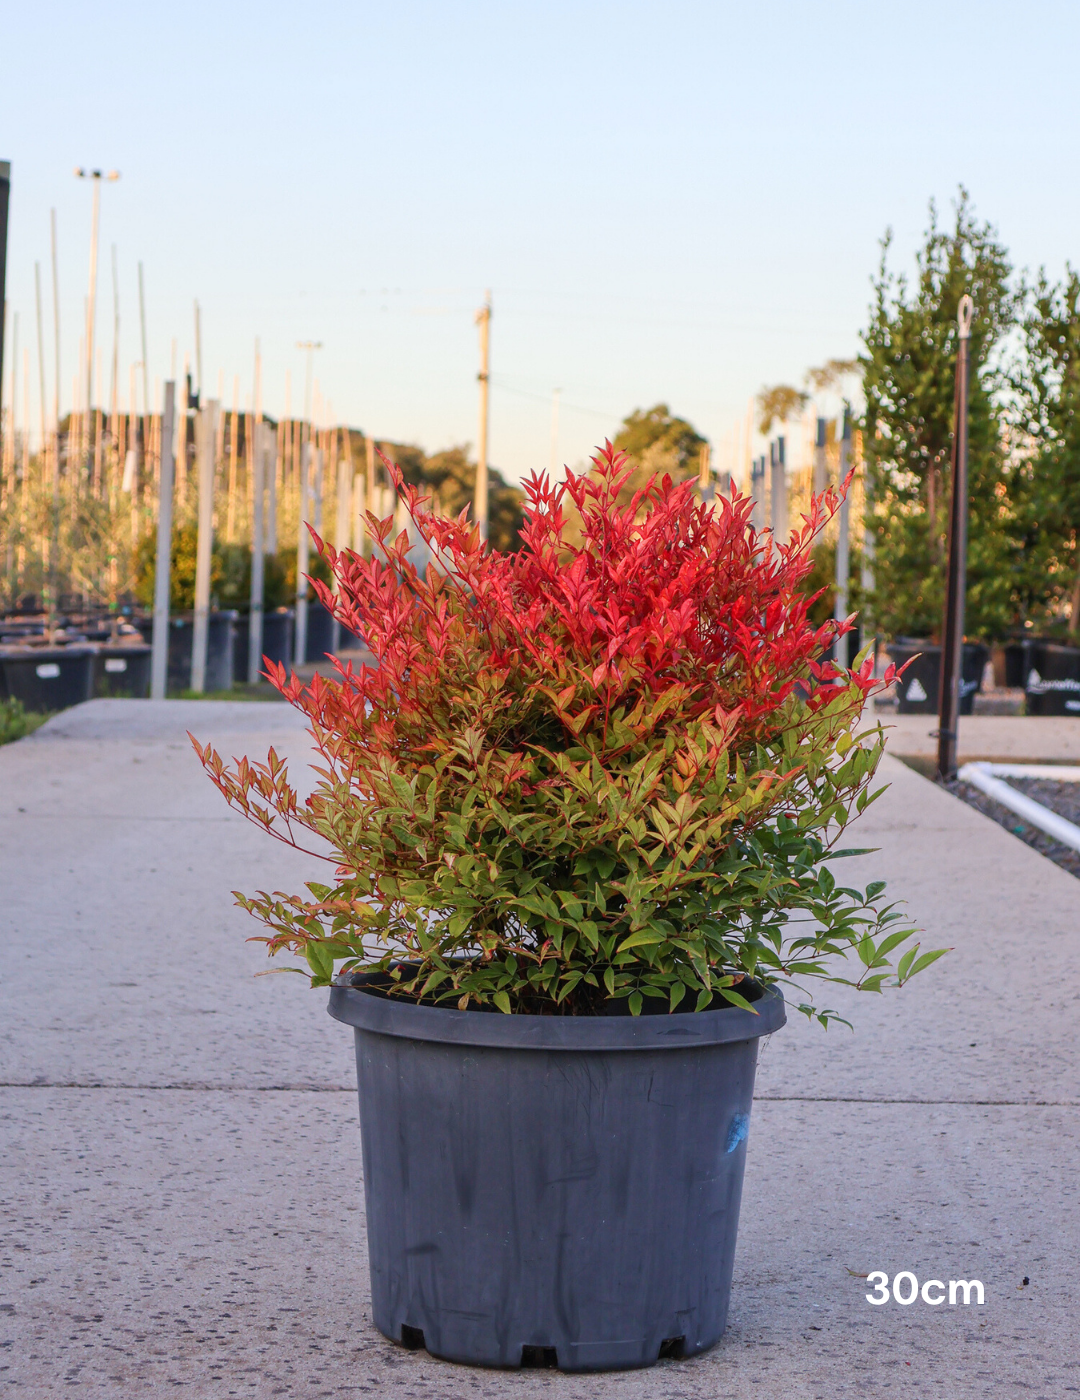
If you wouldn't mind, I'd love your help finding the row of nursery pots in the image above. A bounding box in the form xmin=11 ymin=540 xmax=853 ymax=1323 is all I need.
xmin=887 ymin=636 xmax=1080 ymax=716
xmin=0 ymin=640 xmax=153 ymax=711
xmin=0 ymin=600 xmax=366 ymax=712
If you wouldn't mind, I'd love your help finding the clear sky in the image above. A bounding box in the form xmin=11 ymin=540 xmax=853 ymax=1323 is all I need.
xmin=3 ymin=0 xmax=1079 ymax=483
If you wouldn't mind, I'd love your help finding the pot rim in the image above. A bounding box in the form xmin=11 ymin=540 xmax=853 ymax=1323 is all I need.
xmin=327 ymin=978 xmax=786 ymax=1051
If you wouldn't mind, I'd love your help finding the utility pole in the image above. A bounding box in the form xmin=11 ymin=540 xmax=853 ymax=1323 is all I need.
xmin=150 ymin=382 xmax=177 ymax=700
xmin=833 ymin=408 xmax=852 ymax=667
xmin=74 ymin=168 xmax=119 ymax=442
xmin=474 ymin=291 xmax=491 ymax=540
xmin=937 ymin=295 xmax=975 ymax=783
xmin=0 ymin=161 xmax=9 ymax=452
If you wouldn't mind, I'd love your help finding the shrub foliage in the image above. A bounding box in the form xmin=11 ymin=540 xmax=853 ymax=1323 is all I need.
xmin=194 ymin=446 xmax=942 ymax=1022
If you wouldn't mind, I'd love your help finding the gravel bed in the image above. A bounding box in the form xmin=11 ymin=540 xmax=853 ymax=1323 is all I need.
xmin=950 ymin=776 xmax=1080 ymax=879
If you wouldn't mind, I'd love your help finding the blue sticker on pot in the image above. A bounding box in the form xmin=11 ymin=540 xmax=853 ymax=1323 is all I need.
xmin=725 ymin=1113 xmax=749 ymax=1153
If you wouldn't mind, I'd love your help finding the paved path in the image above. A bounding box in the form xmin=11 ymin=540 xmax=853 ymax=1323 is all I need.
xmin=1 ymin=700 xmax=1076 ymax=1397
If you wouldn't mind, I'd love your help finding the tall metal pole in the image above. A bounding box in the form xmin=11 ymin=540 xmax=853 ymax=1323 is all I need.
xmin=750 ymin=454 xmax=766 ymax=531
xmin=0 ymin=161 xmax=10 ymax=449
xmin=813 ymin=416 xmax=827 ymax=494
xmin=297 ymin=341 xmax=322 ymax=451
xmin=109 ymin=244 xmax=120 ymax=421
xmin=365 ymin=432 xmax=376 ymax=535
xmin=190 ymin=399 xmax=219 ymax=693
xmin=138 ymin=262 xmax=149 ymax=415
xmin=937 ymin=294 xmax=975 ymax=782
xmin=248 ymin=421 xmax=266 ymax=684
xmin=294 ymin=441 xmax=311 ymax=666
xmin=151 ymin=382 xmax=177 ymax=700
xmin=50 ymin=209 xmax=60 ymax=437
xmin=74 ymin=169 xmax=120 ymax=443
xmin=474 ymin=290 xmax=491 ymax=540
xmin=193 ymin=300 xmax=203 ymax=403
xmin=833 ymin=408 xmax=852 ymax=667
xmin=34 ymin=264 xmax=47 ymax=451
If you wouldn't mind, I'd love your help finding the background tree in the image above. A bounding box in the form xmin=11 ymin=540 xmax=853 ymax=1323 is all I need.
xmin=756 ymin=385 xmax=809 ymax=435
xmin=861 ymin=192 xmax=1018 ymax=640
xmin=1009 ymin=268 xmax=1080 ymax=633
xmin=612 ymin=404 xmax=707 ymax=502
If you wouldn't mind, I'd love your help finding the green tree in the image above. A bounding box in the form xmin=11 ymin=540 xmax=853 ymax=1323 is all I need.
xmin=612 ymin=404 xmax=707 ymax=490
xmin=756 ymin=385 xmax=809 ymax=435
xmin=1009 ymin=268 xmax=1080 ymax=633
xmin=417 ymin=446 xmax=525 ymax=553
xmin=861 ymin=192 xmax=1018 ymax=640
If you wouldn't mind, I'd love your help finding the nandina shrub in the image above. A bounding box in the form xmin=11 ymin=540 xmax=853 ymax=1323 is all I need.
xmin=194 ymin=445 xmax=944 ymax=1023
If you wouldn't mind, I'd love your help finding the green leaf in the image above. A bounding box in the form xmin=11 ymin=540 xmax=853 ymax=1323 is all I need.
xmin=493 ymin=990 xmax=512 ymax=1014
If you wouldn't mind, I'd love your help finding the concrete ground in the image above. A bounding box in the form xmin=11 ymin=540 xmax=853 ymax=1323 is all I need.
xmin=1 ymin=700 xmax=1077 ymax=1399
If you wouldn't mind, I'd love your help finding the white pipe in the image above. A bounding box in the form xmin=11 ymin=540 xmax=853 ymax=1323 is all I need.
xmin=958 ymin=761 xmax=1080 ymax=853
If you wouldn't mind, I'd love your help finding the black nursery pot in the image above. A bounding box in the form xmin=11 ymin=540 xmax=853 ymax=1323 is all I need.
xmin=232 ymin=608 xmax=294 ymax=681
xmin=1024 ymin=640 xmax=1080 ymax=715
xmin=887 ymin=639 xmax=988 ymax=715
xmin=137 ymin=611 xmax=237 ymax=693
xmin=327 ymin=977 xmax=786 ymax=1372
xmin=0 ymin=645 xmax=96 ymax=712
xmin=93 ymin=644 xmax=152 ymax=698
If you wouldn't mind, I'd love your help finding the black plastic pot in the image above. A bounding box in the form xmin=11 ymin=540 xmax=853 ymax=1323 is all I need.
xmin=302 ymin=597 xmax=365 ymax=663
xmin=1024 ymin=641 xmax=1080 ymax=715
xmin=998 ymin=640 xmax=1029 ymax=689
xmin=232 ymin=609 xmax=294 ymax=681
xmin=304 ymin=598 xmax=336 ymax=662
xmin=93 ymin=644 xmax=153 ymax=698
xmin=327 ymin=977 xmax=786 ymax=1372
xmin=886 ymin=639 xmax=988 ymax=715
xmin=136 ymin=611 xmax=237 ymax=693
xmin=0 ymin=645 xmax=96 ymax=712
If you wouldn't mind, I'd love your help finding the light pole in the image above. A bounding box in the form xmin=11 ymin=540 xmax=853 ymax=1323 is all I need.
xmin=74 ymin=168 xmax=119 ymax=439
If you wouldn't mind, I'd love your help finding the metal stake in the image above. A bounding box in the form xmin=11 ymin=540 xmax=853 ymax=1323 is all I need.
xmin=150 ymin=382 xmax=176 ymax=700
xmin=834 ymin=408 xmax=852 ymax=667
xmin=936 ymin=295 xmax=975 ymax=782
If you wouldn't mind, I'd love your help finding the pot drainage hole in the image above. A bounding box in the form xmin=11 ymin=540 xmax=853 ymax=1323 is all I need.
xmin=520 ymin=1345 xmax=558 ymax=1368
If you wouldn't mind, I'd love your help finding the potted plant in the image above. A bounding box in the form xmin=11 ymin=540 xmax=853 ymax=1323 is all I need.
xmin=194 ymin=446 xmax=943 ymax=1373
